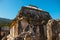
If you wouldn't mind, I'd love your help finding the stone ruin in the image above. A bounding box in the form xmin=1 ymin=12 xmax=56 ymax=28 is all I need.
xmin=14 ymin=6 xmax=60 ymax=40
xmin=7 ymin=5 xmax=60 ymax=40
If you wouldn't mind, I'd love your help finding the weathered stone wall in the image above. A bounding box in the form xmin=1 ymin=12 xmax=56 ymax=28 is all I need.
xmin=7 ymin=6 xmax=60 ymax=40
xmin=15 ymin=19 xmax=60 ymax=40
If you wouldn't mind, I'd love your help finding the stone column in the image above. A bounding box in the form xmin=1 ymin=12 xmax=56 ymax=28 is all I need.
xmin=46 ymin=20 xmax=52 ymax=40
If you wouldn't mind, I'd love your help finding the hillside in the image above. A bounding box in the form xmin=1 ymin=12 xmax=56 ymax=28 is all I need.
xmin=0 ymin=17 xmax=12 ymax=26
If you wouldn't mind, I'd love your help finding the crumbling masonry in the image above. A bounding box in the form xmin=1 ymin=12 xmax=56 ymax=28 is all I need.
xmin=7 ymin=5 xmax=60 ymax=40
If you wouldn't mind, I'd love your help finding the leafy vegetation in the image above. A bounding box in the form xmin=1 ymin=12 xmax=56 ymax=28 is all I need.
xmin=0 ymin=17 xmax=12 ymax=27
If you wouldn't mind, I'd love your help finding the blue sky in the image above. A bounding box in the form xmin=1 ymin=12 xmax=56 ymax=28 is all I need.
xmin=0 ymin=0 xmax=60 ymax=19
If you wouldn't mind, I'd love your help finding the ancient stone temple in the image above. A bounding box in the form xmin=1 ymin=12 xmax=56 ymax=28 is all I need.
xmin=7 ymin=5 xmax=60 ymax=40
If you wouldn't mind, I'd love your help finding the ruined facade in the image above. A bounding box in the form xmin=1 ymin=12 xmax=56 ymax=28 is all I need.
xmin=7 ymin=6 xmax=60 ymax=40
